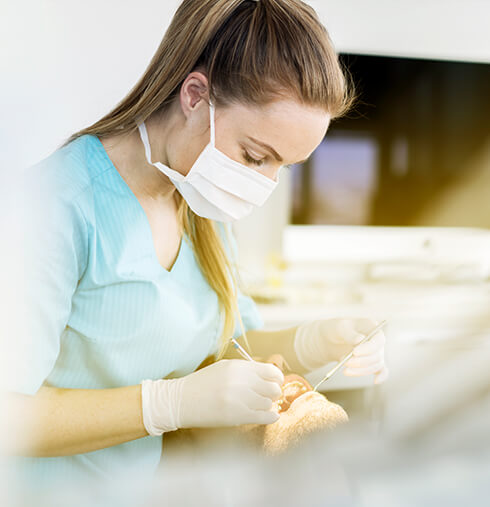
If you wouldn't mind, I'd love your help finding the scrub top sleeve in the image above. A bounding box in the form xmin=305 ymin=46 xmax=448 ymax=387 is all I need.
xmin=216 ymin=223 xmax=264 ymax=340
xmin=232 ymin=285 xmax=264 ymax=340
xmin=0 ymin=172 xmax=88 ymax=396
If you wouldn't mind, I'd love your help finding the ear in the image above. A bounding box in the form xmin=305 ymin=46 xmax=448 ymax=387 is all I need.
xmin=179 ymin=71 xmax=210 ymax=119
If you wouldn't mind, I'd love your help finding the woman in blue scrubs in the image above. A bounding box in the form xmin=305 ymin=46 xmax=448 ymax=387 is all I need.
xmin=5 ymin=0 xmax=388 ymax=498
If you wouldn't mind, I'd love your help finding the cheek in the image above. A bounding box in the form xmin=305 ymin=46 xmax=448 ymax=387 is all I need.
xmin=215 ymin=136 xmax=243 ymax=165
xmin=262 ymin=165 xmax=280 ymax=182
xmin=170 ymin=138 xmax=207 ymax=177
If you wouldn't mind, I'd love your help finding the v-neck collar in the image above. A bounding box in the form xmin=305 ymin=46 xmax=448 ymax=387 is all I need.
xmin=89 ymin=134 xmax=187 ymax=276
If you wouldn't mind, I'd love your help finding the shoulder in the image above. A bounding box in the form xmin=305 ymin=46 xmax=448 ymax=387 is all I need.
xmin=19 ymin=134 xmax=111 ymax=206
xmin=3 ymin=135 xmax=114 ymax=246
xmin=13 ymin=134 xmax=118 ymax=234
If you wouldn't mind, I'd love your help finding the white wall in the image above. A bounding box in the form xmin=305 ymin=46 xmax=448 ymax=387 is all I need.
xmin=311 ymin=0 xmax=490 ymax=64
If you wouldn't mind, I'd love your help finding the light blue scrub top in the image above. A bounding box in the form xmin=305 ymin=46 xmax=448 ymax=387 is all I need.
xmin=6 ymin=133 xmax=264 ymax=493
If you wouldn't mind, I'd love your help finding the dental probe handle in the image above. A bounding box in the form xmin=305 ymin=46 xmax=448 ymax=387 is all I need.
xmin=231 ymin=338 xmax=255 ymax=362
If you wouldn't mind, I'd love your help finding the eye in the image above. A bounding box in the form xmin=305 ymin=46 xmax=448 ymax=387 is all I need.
xmin=243 ymin=151 xmax=265 ymax=167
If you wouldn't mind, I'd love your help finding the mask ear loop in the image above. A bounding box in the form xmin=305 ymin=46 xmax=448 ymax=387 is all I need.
xmin=209 ymin=100 xmax=216 ymax=147
xmin=138 ymin=122 xmax=155 ymax=165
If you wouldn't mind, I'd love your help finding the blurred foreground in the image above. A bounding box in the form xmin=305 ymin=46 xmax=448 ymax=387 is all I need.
xmin=3 ymin=337 xmax=489 ymax=507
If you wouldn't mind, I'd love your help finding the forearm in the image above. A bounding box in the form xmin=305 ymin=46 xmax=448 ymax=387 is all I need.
xmin=223 ymin=326 xmax=309 ymax=376
xmin=3 ymin=385 xmax=148 ymax=458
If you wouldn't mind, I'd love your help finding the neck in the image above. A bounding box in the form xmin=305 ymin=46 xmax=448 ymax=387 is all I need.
xmin=106 ymin=107 xmax=180 ymax=203
xmin=137 ymin=109 xmax=178 ymax=201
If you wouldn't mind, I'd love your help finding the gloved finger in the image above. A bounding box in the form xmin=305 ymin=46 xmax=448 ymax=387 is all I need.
xmin=253 ymin=409 xmax=281 ymax=425
xmin=345 ymin=350 xmax=383 ymax=368
xmin=343 ymin=359 xmax=385 ymax=376
xmin=252 ymin=361 xmax=285 ymax=386
xmin=251 ymin=378 xmax=283 ymax=401
xmin=352 ymin=330 xmax=385 ymax=356
xmin=241 ymin=389 xmax=274 ymax=411
xmin=374 ymin=365 xmax=389 ymax=384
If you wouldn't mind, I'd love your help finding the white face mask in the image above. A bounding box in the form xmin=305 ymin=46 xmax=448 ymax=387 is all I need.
xmin=137 ymin=101 xmax=279 ymax=222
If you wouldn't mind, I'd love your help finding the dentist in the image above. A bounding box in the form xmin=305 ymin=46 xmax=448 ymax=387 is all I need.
xmin=5 ymin=0 xmax=387 ymax=490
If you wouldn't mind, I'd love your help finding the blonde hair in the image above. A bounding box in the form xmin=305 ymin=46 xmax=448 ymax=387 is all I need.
xmin=60 ymin=0 xmax=357 ymax=362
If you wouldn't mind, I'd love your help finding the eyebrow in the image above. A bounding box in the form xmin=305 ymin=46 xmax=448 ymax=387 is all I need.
xmin=246 ymin=136 xmax=309 ymax=165
xmin=246 ymin=136 xmax=283 ymax=162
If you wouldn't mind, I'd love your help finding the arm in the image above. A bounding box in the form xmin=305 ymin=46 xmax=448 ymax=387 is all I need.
xmin=2 ymin=385 xmax=148 ymax=458
xmin=222 ymin=326 xmax=310 ymax=376
xmin=0 ymin=181 xmax=152 ymax=457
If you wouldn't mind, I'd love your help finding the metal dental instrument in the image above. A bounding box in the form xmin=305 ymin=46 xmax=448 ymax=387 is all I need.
xmin=231 ymin=337 xmax=256 ymax=362
xmin=312 ymin=320 xmax=387 ymax=392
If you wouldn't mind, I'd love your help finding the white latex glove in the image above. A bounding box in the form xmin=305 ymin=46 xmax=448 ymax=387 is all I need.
xmin=293 ymin=317 xmax=389 ymax=384
xmin=140 ymin=359 xmax=285 ymax=436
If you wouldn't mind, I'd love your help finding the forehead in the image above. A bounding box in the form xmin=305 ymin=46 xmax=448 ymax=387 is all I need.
xmin=220 ymin=98 xmax=331 ymax=163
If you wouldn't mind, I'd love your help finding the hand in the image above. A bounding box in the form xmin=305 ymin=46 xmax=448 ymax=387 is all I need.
xmin=293 ymin=317 xmax=388 ymax=384
xmin=140 ymin=359 xmax=285 ymax=436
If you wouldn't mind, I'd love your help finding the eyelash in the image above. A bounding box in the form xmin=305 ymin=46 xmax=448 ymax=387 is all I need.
xmin=243 ymin=151 xmax=292 ymax=170
xmin=243 ymin=151 xmax=265 ymax=166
